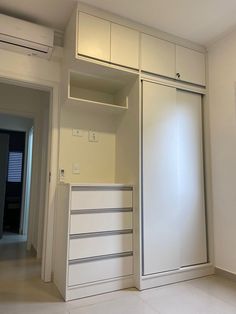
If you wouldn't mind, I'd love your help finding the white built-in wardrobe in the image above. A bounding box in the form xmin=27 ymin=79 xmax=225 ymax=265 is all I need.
xmin=142 ymin=81 xmax=207 ymax=275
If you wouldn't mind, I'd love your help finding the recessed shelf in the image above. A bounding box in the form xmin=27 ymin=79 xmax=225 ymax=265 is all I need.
xmin=64 ymin=59 xmax=138 ymax=113
xmin=66 ymin=96 xmax=128 ymax=114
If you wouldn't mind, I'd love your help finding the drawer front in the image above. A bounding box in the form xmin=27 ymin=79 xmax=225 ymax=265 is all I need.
xmin=68 ymin=255 xmax=133 ymax=286
xmin=71 ymin=189 xmax=132 ymax=211
xmin=70 ymin=212 xmax=132 ymax=234
xmin=69 ymin=233 xmax=133 ymax=260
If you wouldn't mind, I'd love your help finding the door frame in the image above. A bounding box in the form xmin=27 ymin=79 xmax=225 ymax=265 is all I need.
xmin=0 ymin=75 xmax=59 ymax=282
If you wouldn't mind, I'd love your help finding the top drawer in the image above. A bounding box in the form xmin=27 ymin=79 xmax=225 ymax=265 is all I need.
xmin=70 ymin=188 xmax=133 ymax=211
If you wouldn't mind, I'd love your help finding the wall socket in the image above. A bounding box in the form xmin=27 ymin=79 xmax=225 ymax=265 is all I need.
xmin=88 ymin=130 xmax=99 ymax=142
xmin=59 ymin=169 xmax=65 ymax=181
xmin=72 ymin=129 xmax=84 ymax=137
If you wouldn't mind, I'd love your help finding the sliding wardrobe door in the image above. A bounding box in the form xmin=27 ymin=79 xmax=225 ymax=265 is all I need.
xmin=177 ymin=90 xmax=207 ymax=266
xmin=142 ymin=81 xmax=180 ymax=275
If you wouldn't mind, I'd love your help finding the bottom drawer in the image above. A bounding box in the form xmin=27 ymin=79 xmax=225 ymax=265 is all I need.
xmin=68 ymin=255 xmax=133 ymax=286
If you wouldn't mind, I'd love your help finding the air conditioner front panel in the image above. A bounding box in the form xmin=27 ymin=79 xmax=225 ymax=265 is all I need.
xmin=0 ymin=14 xmax=54 ymax=46
xmin=0 ymin=34 xmax=53 ymax=58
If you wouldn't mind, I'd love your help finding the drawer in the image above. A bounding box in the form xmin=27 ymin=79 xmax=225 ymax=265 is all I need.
xmin=71 ymin=189 xmax=132 ymax=211
xmin=68 ymin=255 xmax=133 ymax=286
xmin=70 ymin=211 xmax=132 ymax=234
xmin=69 ymin=233 xmax=133 ymax=260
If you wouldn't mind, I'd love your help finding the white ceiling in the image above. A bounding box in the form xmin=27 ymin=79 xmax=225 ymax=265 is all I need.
xmin=1 ymin=0 xmax=236 ymax=46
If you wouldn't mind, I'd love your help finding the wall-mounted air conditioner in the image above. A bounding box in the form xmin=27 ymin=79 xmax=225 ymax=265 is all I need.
xmin=0 ymin=14 xmax=54 ymax=59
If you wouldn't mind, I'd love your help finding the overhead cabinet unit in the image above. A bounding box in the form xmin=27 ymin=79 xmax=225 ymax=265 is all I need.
xmin=77 ymin=12 xmax=140 ymax=69
xmin=141 ymin=33 xmax=206 ymax=86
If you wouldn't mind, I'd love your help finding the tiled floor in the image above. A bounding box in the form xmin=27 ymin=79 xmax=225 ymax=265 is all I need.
xmin=1 ymin=237 xmax=236 ymax=314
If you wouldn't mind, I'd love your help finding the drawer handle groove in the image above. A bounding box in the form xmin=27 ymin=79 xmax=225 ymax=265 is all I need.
xmin=70 ymin=229 xmax=133 ymax=239
xmin=69 ymin=252 xmax=133 ymax=265
xmin=71 ymin=186 xmax=133 ymax=192
xmin=71 ymin=208 xmax=133 ymax=214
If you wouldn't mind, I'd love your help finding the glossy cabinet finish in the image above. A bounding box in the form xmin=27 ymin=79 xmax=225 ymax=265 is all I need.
xmin=78 ymin=12 xmax=110 ymax=61
xmin=142 ymin=81 xmax=207 ymax=276
xmin=142 ymin=81 xmax=180 ymax=275
xmin=71 ymin=189 xmax=133 ymax=210
xmin=111 ymin=23 xmax=139 ymax=69
xmin=141 ymin=33 xmax=175 ymax=78
xmin=176 ymin=45 xmax=206 ymax=86
xmin=70 ymin=211 xmax=133 ymax=234
xmin=68 ymin=255 xmax=133 ymax=286
xmin=69 ymin=233 xmax=133 ymax=260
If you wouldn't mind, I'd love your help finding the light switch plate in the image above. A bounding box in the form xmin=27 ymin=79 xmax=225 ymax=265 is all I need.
xmin=72 ymin=163 xmax=80 ymax=174
xmin=88 ymin=130 xmax=99 ymax=142
xmin=72 ymin=129 xmax=83 ymax=137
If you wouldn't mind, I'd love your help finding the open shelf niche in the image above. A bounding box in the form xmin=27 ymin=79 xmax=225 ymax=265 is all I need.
xmin=64 ymin=58 xmax=138 ymax=114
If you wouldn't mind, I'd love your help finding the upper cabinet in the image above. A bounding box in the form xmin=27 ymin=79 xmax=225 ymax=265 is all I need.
xmin=141 ymin=34 xmax=175 ymax=79
xmin=141 ymin=33 xmax=206 ymax=86
xmin=176 ymin=45 xmax=206 ymax=86
xmin=77 ymin=12 xmax=139 ymax=69
xmin=76 ymin=12 xmax=206 ymax=86
xmin=111 ymin=24 xmax=139 ymax=69
xmin=78 ymin=12 xmax=110 ymax=62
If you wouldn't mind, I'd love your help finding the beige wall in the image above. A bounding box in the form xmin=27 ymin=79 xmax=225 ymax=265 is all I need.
xmin=59 ymin=107 xmax=117 ymax=183
xmin=208 ymin=30 xmax=236 ymax=274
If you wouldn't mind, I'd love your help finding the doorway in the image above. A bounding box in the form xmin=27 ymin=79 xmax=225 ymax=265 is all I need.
xmin=0 ymin=81 xmax=50 ymax=285
xmin=0 ymin=129 xmax=28 ymax=238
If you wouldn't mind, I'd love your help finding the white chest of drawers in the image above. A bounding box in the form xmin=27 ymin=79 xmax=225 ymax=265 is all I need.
xmin=53 ymin=183 xmax=134 ymax=301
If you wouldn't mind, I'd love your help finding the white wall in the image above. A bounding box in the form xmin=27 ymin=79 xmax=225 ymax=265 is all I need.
xmin=0 ymin=114 xmax=33 ymax=131
xmin=208 ymin=30 xmax=236 ymax=274
xmin=0 ymin=82 xmax=49 ymax=255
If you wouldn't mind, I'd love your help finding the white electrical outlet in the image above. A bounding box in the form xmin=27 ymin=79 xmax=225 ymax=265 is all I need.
xmin=72 ymin=129 xmax=84 ymax=137
xmin=88 ymin=130 xmax=99 ymax=142
xmin=59 ymin=169 xmax=65 ymax=181
xmin=73 ymin=163 xmax=80 ymax=174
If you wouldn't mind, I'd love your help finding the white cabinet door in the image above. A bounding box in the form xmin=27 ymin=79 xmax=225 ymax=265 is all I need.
xmin=177 ymin=90 xmax=207 ymax=266
xmin=111 ymin=23 xmax=139 ymax=69
xmin=77 ymin=12 xmax=110 ymax=61
xmin=141 ymin=34 xmax=175 ymax=78
xmin=176 ymin=46 xmax=206 ymax=86
xmin=142 ymin=81 xmax=180 ymax=275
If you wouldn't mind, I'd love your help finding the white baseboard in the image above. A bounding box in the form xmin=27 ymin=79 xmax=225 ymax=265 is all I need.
xmin=215 ymin=267 xmax=236 ymax=281
xmin=139 ymin=263 xmax=215 ymax=290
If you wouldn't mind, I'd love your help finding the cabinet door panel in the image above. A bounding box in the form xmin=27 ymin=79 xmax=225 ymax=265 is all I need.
xmin=77 ymin=12 xmax=110 ymax=61
xmin=141 ymin=34 xmax=175 ymax=78
xmin=177 ymin=90 xmax=207 ymax=266
xmin=142 ymin=81 xmax=180 ymax=275
xmin=111 ymin=23 xmax=139 ymax=69
xmin=176 ymin=46 xmax=206 ymax=86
